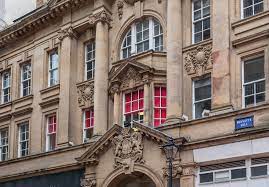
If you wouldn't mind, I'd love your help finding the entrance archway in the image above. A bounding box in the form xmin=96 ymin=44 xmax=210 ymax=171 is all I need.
xmin=108 ymin=171 xmax=156 ymax=187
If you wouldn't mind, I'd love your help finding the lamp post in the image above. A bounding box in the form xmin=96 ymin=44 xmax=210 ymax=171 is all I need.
xmin=162 ymin=137 xmax=179 ymax=187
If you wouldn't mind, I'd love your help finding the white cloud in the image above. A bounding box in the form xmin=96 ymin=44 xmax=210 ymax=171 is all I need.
xmin=4 ymin=0 xmax=36 ymax=24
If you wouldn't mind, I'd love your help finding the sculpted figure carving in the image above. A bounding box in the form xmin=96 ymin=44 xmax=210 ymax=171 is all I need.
xmin=112 ymin=128 xmax=144 ymax=173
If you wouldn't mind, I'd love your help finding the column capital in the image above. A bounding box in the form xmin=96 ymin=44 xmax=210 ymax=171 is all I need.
xmin=109 ymin=82 xmax=121 ymax=95
xmin=89 ymin=9 xmax=112 ymax=26
xmin=58 ymin=26 xmax=78 ymax=41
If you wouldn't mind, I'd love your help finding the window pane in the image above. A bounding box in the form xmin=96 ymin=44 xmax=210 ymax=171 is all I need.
xmin=203 ymin=7 xmax=210 ymax=17
xmin=231 ymin=168 xmax=246 ymax=179
xmin=256 ymin=80 xmax=265 ymax=93
xmin=195 ymin=100 xmax=211 ymax=119
xmin=244 ymin=7 xmax=253 ymax=18
xmin=251 ymin=165 xmax=267 ymax=177
xmin=244 ymin=57 xmax=264 ymax=83
xmin=200 ymin=173 xmax=213 ymax=183
xmin=203 ymin=18 xmax=210 ymax=29
xmin=245 ymin=84 xmax=254 ymax=96
xmin=202 ymin=0 xmax=210 ymax=7
xmin=203 ymin=29 xmax=210 ymax=40
xmin=256 ymin=93 xmax=265 ymax=103
xmin=245 ymin=95 xmax=254 ymax=106
xmin=194 ymin=21 xmax=202 ymax=33
xmin=194 ymin=32 xmax=202 ymax=43
xmin=254 ymin=3 xmax=263 ymax=14
xmin=244 ymin=0 xmax=253 ymax=7
xmin=215 ymin=171 xmax=229 ymax=182
xmin=194 ymin=10 xmax=201 ymax=21
xmin=194 ymin=0 xmax=201 ymax=10
xmin=195 ymin=85 xmax=211 ymax=101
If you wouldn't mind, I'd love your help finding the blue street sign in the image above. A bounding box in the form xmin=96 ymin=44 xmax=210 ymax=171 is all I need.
xmin=235 ymin=116 xmax=254 ymax=130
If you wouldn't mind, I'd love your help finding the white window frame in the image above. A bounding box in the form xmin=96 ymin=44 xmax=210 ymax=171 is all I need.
xmin=250 ymin=162 xmax=269 ymax=178
xmin=46 ymin=115 xmax=57 ymax=152
xmin=241 ymin=0 xmax=264 ymax=19
xmin=83 ymin=108 xmax=94 ymax=142
xmin=192 ymin=76 xmax=211 ymax=119
xmin=0 ymin=128 xmax=8 ymax=161
xmin=48 ymin=50 xmax=59 ymax=87
xmin=1 ymin=71 xmax=11 ymax=104
xmin=120 ymin=17 xmax=163 ymax=59
xmin=18 ymin=122 xmax=29 ymax=158
xmin=242 ymin=56 xmax=265 ymax=108
xmin=85 ymin=41 xmax=95 ymax=80
xmin=20 ymin=63 xmax=31 ymax=97
xmin=199 ymin=163 xmax=247 ymax=184
xmin=192 ymin=0 xmax=211 ymax=44
xmin=123 ymin=89 xmax=144 ymax=126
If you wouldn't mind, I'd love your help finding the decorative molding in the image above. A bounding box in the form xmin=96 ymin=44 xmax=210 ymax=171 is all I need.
xmin=112 ymin=127 xmax=145 ymax=173
xmin=58 ymin=26 xmax=78 ymax=41
xmin=89 ymin=10 xmax=112 ymax=25
xmin=184 ymin=44 xmax=212 ymax=76
xmin=117 ymin=1 xmax=124 ymax=20
xmin=163 ymin=164 xmax=183 ymax=178
xmin=39 ymin=98 xmax=60 ymax=108
xmin=124 ymin=0 xmax=138 ymax=5
xmin=77 ymin=81 xmax=94 ymax=107
xmin=80 ymin=177 xmax=96 ymax=187
xmin=120 ymin=67 xmax=142 ymax=90
xmin=109 ymin=82 xmax=121 ymax=95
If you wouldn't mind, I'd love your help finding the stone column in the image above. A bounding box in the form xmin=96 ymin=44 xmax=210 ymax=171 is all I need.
xmin=110 ymin=83 xmax=120 ymax=125
xmin=143 ymin=74 xmax=151 ymax=125
xmin=92 ymin=10 xmax=110 ymax=136
xmin=57 ymin=26 xmax=77 ymax=148
xmin=211 ymin=0 xmax=233 ymax=114
xmin=166 ymin=0 xmax=183 ymax=121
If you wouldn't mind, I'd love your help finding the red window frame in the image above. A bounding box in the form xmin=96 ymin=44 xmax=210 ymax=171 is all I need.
xmin=124 ymin=89 xmax=144 ymax=123
xmin=154 ymin=86 xmax=167 ymax=127
xmin=47 ymin=115 xmax=56 ymax=134
xmin=84 ymin=108 xmax=94 ymax=129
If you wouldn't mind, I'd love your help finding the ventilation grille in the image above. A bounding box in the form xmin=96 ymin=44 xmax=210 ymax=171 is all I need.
xmin=252 ymin=157 xmax=269 ymax=165
xmin=200 ymin=160 xmax=245 ymax=172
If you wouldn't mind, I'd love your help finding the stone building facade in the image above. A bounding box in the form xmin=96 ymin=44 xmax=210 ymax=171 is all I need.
xmin=0 ymin=0 xmax=269 ymax=186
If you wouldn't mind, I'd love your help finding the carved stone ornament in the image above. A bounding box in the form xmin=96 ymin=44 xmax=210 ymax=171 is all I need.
xmin=163 ymin=165 xmax=183 ymax=178
xmin=89 ymin=10 xmax=112 ymax=25
xmin=80 ymin=177 xmax=96 ymax=187
xmin=112 ymin=127 xmax=144 ymax=174
xmin=184 ymin=44 xmax=212 ymax=76
xmin=77 ymin=81 xmax=94 ymax=107
xmin=124 ymin=0 xmax=138 ymax=5
xmin=58 ymin=26 xmax=78 ymax=41
xmin=182 ymin=166 xmax=196 ymax=176
xmin=117 ymin=1 xmax=124 ymax=20
xmin=110 ymin=82 xmax=120 ymax=95
xmin=120 ymin=67 xmax=142 ymax=90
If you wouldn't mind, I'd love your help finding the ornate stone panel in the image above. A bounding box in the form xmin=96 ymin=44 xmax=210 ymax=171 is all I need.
xmin=163 ymin=164 xmax=183 ymax=178
xmin=120 ymin=67 xmax=143 ymax=90
xmin=77 ymin=81 xmax=94 ymax=107
xmin=112 ymin=127 xmax=144 ymax=173
xmin=80 ymin=177 xmax=96 ymax=187
xmin=184 ymin=44 xmax=212 ymax=76
xmin=117 ymin=1 xmax=124 ymax=20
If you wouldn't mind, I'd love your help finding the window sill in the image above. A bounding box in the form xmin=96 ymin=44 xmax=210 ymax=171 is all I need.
xmin=232 ymin=10 xmax=269 ymax=29
xmin=40 ymin=84 xmax=60 ymax=94
xmin=183 ymin=38 xmax=212 ymax=53
xmin=13 ymin=95 xmax=33 ymax=105
xmin=0 ymin=101 xmax=12 ymax=109
xmin=250 ymin=175 xmax=269 ymax=179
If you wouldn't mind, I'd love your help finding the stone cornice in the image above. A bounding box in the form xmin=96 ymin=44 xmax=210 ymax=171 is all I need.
xmin=0 ymin=0 xmax=91 ymax=48
xmin=89 ymin=8 xmax=112 ymax=26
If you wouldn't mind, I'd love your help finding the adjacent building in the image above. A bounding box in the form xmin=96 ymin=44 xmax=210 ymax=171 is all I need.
xmin=0 ymin=0 xmax=269 ymax=186
xmin=0 ymin=0 xmax=6 ymax=30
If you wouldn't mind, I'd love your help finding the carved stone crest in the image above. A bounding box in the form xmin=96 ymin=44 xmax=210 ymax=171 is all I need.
xmin=58 ymin=26 xmax=78 ymax=41
xmin=112 ymin=128 xmax=144 ymax=173
xmin=77 ymin=81 xmax=94 ymax=107
xmin=80 ymin=177 xmax=96 ymax=187
xmin=184 ymin=44 xmax=212 ymax=76
xmin=120 ymin=67 xmax=142 ymax=90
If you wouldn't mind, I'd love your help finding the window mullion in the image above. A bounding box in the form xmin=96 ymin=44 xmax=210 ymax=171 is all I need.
xmin=149 ymin=18 xmax=154 ymax=50
xmin=131 ymin=24 xmax=136 ymax=55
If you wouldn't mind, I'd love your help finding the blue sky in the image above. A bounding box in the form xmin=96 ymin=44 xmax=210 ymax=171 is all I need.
xmin=4 ymin=0 xmax=36 ymax=24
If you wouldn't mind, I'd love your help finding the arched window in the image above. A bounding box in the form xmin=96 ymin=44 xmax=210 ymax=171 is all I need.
xmin=121 ymin=17 xmax=163 ymax=59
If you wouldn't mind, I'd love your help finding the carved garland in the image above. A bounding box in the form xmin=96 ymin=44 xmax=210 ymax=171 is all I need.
xmin=112 ymin=127 xmax=145 ymax=174
xmin=120 ymin=67 xmax=143 ymax=90
xmin=77 ymin=81 xmax=94 ymax=107
xmin=184 ymin=44 xmax=212 ymax=76
xmin=163 ymin=164 xmax=183 ymax=178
